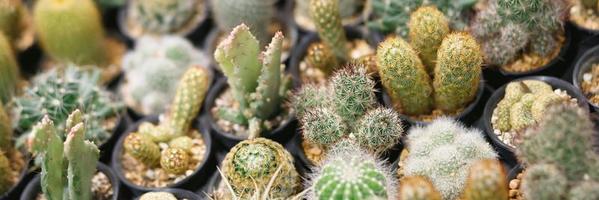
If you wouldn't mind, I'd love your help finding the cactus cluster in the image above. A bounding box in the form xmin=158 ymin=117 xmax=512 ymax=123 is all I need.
xmin=293 ymin=66 xmax=404 ymax=156
xmin=516 ymin=105 xmax=599 ymax=200
xmin=12 ymin=65 xmax=123 ymax=146
xmin=211 ymin=0 xmax=276 ymax=45
xmin=214 ymin=24 xmax=291 ymax=136
xmin=221 ymin=138 xmax=300 ymax=199
xmin=121 ymin=35 xmax=209 ymax=115
xmin=0 ymin=32 xmax=19 ymax=104
xmin=127 ymin=0 xmax=200 ymax=35
xmin=377 ymin=31 xmax=482 ymax=117
xmin=30 ymin=110 xmax=100 ymax=200
xmin=0 ymin=0 xmax=28 ymax=48
xmin=462 ymin=159 xmax=508 ymax=200
xmin=124 ymin=67 xmax=211 ymax=175
xmin=403 ymin=118 xmax=497 ymax=200
xmin=471 ymin=0 xmax=567 ymax=66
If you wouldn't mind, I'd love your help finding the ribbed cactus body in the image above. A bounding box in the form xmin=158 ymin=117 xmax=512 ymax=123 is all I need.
xmin=433 ymin=33 xmax=482 ymax=113
xmin=376 ymin=37 xmax=433 ymax=115
xmin=166 ymin=67 xmax=210 ymax=137
xmin=0 ymin=0 xmax=23 ymax=44
xmin=33 ymin=0 xmax=107 ymax=66
xmin=222 ymin=138 xmax=299 ymax=198
xmin=399 ymin=176 xmax=442 ymax=200
xmin=0 ymin=33 xmax=19 ymax=104
xmin=0 ymin=151 xmax=12 ymax=194
xmin=129 ymin=0 xmax=198 ymax=34
xmin=124 ymin=132 xmax=161 ymax=167
xmin=331 ymin=67 xmax=376 ymax=124
xmin=211 ymin=0 xmax=275 ymax=45
xmin=160 ymin=147 xmax=190 ymax=175
xmin=521 ymin=164 xmax=567 ymax=200
xmin=306 ymin=43 xmax=338 ymax=76
xmin=409 ymin=6 xmax=449 ymax=72
xmin=302 ymin=107 xmax=345 ymax=145
xmin=462 ymin=159 xmax=508 ymax=200
xmin=309 ymin=0 xmax=349 ymax=62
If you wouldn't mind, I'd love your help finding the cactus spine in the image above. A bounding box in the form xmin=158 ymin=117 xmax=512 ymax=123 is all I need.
xmin=33 ymin=0 xmax=108 ymax=66
xmin=128 ymin=0 xmax=199 ymax=34
xmin=399 ymin=176 xmax=442 ymax=200
xmin=462 ymin=159 xmax=508 ymax=200
xmin=408 ymin=6 xmax=450 ymax=72
xmin=309 ymin=0 xmax=349 ymax=62
xmin=0 ymin=32 xmax=19 ymax=104
xmin=211 ymin=0 xmax=275 ymax=45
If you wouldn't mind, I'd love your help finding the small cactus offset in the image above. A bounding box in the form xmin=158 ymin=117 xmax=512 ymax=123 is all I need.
xmin=165 ymin=67 xmax=211 ymax=138
xmin=306 ymin=43 xmax=339 ymax=76
xmin=33 ymin=0 xmax=108 ymax=66
xmin=399 ymin=176 xmax=442 ymax=200
xmin=408 ymin=6 xmax=450 ymax=72
xmin=330 ymin=66 xmax=376 ymax=124
xmin=0 ymin=32 xmax=19 ymax=104
xmin=222 ymin=138 xmax=300 ymax=198
xmin=211 ymin=0 xmax=276 ymax=45
xmin=123 ymin=132 xmax=161 ymax=167
xmin=128 ymin=0 xmax=199 ymax=34
xmin=160 ymin=148 xmax=190 ymax=174
xmin=309 ymin=0 xmax=349 ymax=62
xmin=462 ymin=159 xmax=508 ymax=200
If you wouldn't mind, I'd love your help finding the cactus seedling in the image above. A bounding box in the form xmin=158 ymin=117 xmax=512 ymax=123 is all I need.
xmin=462 ymin=159 xmax=508 ymax=200
xmin=0 ymin=32 xmax=19 ymax=104
xmin=399 ymin=176 xmax=442 ymax=200
xmin=211 ymin=0 xmax=276 ymax=45
xmin=309 ymin=0 xmax=349 ymax=62
xmin=127 ymin=0 xmax=201 ymax=35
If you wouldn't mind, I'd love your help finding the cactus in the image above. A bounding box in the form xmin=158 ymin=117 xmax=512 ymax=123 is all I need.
xmin=330 ymin=66 xmax=376 ymax=124
xmin=0 ymin=151 xmax=12 ymax=194
xmin=30 ymin=111 xmax=100 ymax=200
xmin=308 ymin=142 xmax=396 ymax=200
xmin=404 ymin=118 xmax=497 ymax=200
xmin=124 ymin=132 xmax=161 ymax=167
xmin=0 ymin=104 xmax=14 ymax=158
xmin=214 ymin=24 xmax=291 ymax=134
xmin=376 ymin=37 xmax=433 ymax=115
xmin=160 ymin=148 xmax=190 ymax=174
xmin=309 ymin=0 xmax=349 ymax=62
xmin=13 ymin=65 xmax=123 ymax=146
xmin=33 ymin=0 xmax=108 ymax=66
xmin=169 ymin=136 xmax=193 ymax=152
xmin=399 ymin=176 xmax=442 ymax=200
xmin=354 ymin=108 xmax=403 ymax=151
xmin=568 ymin=180 xmax=599 ymax=200
xmin=305 ymin=43 xmax=339 ymax=76
xmin=462 ymin=159 xmax=508 ymax=200
xmin=580 ymin=0 xmax=598 ymax=9
xmin=222 ymin=138 xmax=299 ymax=199
xmin=128 ymin=0 xmax=199 ymax=34
xmin=521 ymin=164 xmax=567 ymax=200
xmin=0 ymin=0 xmax=26 ymax=47
xmin=0 ymin=32 xmax=19 ymax=104
xmin=408 ymin=6 xmax=450 ymax=72
xmin=122 ymin=35 xmax=208 ymax=115
xmin=211 ymin=0 xmax=275 ymax=45
xmin=139 ymin=192 xmax=178 ymax=200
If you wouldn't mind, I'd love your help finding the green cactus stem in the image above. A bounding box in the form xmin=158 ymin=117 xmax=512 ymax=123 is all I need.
xmin=462 ymin=159 xmax=508 ymax=200
xmin=160 ymin=147 xmax=190 ymax=175
xmin=309 ymin=0 xmax=349 ymax=62
xmin=0 ymin=32 xmax=19 ymax=104
xmin=128 ymin=0 xmax=199 ymax=35
xmin=399 ymin=176 xmax=442 ymax=200
xmin=211 ymin=0 xmax=276 ymax=45
xmin=64 ymin=123 xmax=100 ymax=200
xmin=165 ymin=67 xmax=211 ymax=138
xmin=408 ymin=6 xmax=450 ymax=72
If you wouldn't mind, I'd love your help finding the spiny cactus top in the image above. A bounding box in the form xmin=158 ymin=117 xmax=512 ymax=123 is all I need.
xmin=128 ymin=0 xmax=200 ymax=35
xmin=0 ymin=32 xmax=19 ymax=104
xmin=12 ymin=65 xmax=123 ymax=146
xmin=404 ymin=118 xmax=497 ymax=200
xmin=309 ymin=0 xmax=349 ymax=62
xmin=122 ymin=35 xmax=209 ymax=115
xmin=222 ymin=138 xmax=300 ymax=199
xmin=408 ymin=6 xmax=450 ymax=72
xmin=211 ymin=0 xmax=276 ymax=45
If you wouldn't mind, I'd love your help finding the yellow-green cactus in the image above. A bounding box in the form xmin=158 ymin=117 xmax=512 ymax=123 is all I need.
xmin=433 ymin=32 xmax=482 ymax=113
xmin=376 ymin=37 xmax=433 ymax=115
xmin=0 ymin=32 xmax=19 ymax=104
xmin=509 ymin=93 xmax=536 ymax=131
xmin=0 ymin=150 xmax=12 ymax=194
xmin=399 ymin=176 xmax=442 ymax=200
xmin=408 ymin=6 xmax=450 ymax=72
xmin=124 ymin=132 xmax=161 ymax=167
xmin=168 ymin=136 xmax=193 ymax=152
xmin=160 ymin=147 xmax=190 ymax=175
xmin=165 ymin=67 xmax=211 ymax=138
xmin=306 ymin=42 xmax=339 ymax=76
xmin=462 ymin=159 xmax=508 ymax=200
xmin=309 ymin=0 xmax=349 ymax=62
xmin=0 ymin=105 xmax=12 ymax=155
xmin=0 ymin=0 xmax=25 ymax=45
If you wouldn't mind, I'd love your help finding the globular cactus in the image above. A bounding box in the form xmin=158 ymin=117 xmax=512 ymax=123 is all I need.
xmin=33 ymin=0 xmax=108 ymax=66
xmin=211 ymin=0 xmax=275 ymax=45
xmin=169 ymin=136 xmax=193 ymax=152
xmin=302 ymin=107 xmax=346 ymax=146
xmin=408 ymin=6 xmax=449 ymax=72
xmin=139 ymin=192 xmax=178 ymax=200
xmin=399 ymin=176 xmax=442 ymax=200
xmin=354 ymin=108 xmax=404 ymax=151
xmin=403 ymin=118 xmax=497 ymax=200
xmin=222 ymin=138 xmax=299 ymax=199
xmin=122 ymin=35 xmax=208 ymax=115
xmin=127 ymin=0 xmax=199 ymax=35
xmin=376 ymin=37 xmax=433 ymax=115
xmin=124 ymin=132 xmax=161 ymax=167
xmin=521 ymin=164 xmax=567 ymax=200
xmin=0 ymin=151 xmax=12 ymax=194
xmin=308 ymin=142 xmax=397 ymax=200
xmin=13 ymin=65 xmax=123 ymax=146
xmin=568 ymin=180 xmax=599 ymax=200
xmin=433 ymin=33 xmax=482 ymax=113
xmin=30 ymin=110 xmax=100 ymax=200
xmin=309 ymin=0 xmax=349 ymax=62
xmin=214 ymin=24 xmax=291 ymax=134
xmin=462 ymin=159 xmax=508 ymax=200
xmin=0 ymin=0 xmax=26 ymax=47
xmin=0 ymin=32 xmax=19 ymax=104
xmin=330 ymin=66 xmax=376 ymax=124
xmin=306 ymin=43 xmax=338 ymax=76
xmin=160 ymin=148 xmax=190 ymax=174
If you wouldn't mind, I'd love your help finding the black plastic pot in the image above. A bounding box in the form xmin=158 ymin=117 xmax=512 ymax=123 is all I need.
xmin=572 ymin=44 xmax=599 ymax=113
xmin=99 ymin=113 xmax=132 ymax=163
xmin=507 ymin=164 xmax=524 ymax=182
xmin=20 ymin=163 xmax=121 ymax=200
xmin=0 ymin=156 xmax=32 ymax=200
xmin=482 ymin=76 xmax=590 ymax=163
xmin=111 ymin=115 xmax=215 ymax=196
xmin=134 ymin=188 xmax=202 ymax=200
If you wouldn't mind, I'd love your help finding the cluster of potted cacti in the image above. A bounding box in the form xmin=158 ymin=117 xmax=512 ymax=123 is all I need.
xmin=2 ymin=0 xmax=599 ymax=199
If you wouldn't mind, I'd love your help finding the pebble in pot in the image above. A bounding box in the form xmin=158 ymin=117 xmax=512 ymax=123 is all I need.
xmin=137 ymin=189 xmax=202 ymax=200
xmin=569 ymin=0 xmax=599 ymax=32
xmin=573 ymin=44 xmax=599 ymax=112
xmin=0 ymin=104 xmax=27 ymax=199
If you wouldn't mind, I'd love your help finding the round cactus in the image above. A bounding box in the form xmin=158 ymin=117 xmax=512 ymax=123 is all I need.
xmin=292 ymin=84 xmax=328 ymax=119
xmin=354 ymin=107 xmax=403 ymax=152
xmin=408 ymin=6 xmax=450 ymax=72
xmin=0 ymin=32 xmax=19 ymax=105
xmin=309 ymin=0 xmax=349 ymax=61
xmin=399 ymin=176 xmax=442 ymax=200
xmin=128 ymin=0 xmax=199 ymax=34
xmin=124 ymin=132 xmax=161 ymax=167
xmin=521 ymin=164 xmax=567 ymax=200
xmin=462 ymin=159 xmax=508 ymax=200
xmin=160 ymin=147 xmax=190 ymax=175
xmin=330 ymin=67 xmax=376 ymax=124
xmin=168 ymin=136 xmax=193 ymax=152
xmin=301 ymin=107 xmax=346 ymax=146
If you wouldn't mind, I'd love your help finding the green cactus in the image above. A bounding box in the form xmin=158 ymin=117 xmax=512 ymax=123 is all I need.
xmin=330 ymin=66 xmax=376 ymax=124
xmin=291 ymin=83 xmax=328 ymax=119
xmin=165 ymin=67 xmax=211 ymax=138
xmin=305 ymin=42 xmax=339 ymax=76
xmin=124 ymin=132 xmax=161 ymax=167
xmin=169 ymin=136 xmax=193 ymax=152
xmin=30 ymin=110 xmax=100 ymax=200
xmin=302 ymin=107 xmax=346 ymax=146
xmin=408 ymin=6 xmax=450 ymax=72
xmin=33 ymin=0 xmax=108 ymax=66
xmin=128 ymin=0 xmax=199 ymax=34
xmin=399 ymin=176 xmax=442 ymax=200
xmin=0 ymin=32 xmax=19 ymax=104
xmin=376 ymin=37 xmax=433 ymax=115
xmin=222 ymin=138 xmax=299 ymax=198
xmin=354 ymin=107 xmax=403 ymax=151
xmin=0 ymin=151 xmax=12 ymax=194
xmin=160 ymin=147 xmax=190 ymax=175
xmin=462 ymin=159 xmax=508 ymax=200
xmin=404 ymin=118 xmax=497 ymax=200
xmin=211 ymin=0 xmax=275 ymax=45
xmin=568 ymin=180 xmax=599 ymax=200
xmin=309 ymin=0 xmax=349 ymax=62
xmin=214 ymin=24 xmax=291 ymax=135
xmin=122 ymin=35 xmax=209 ymax=115
xmin=0 ymin=0 xmax=25 ymax=47
xmin=0 ymin=104 xmax=13 ymax=155
xmin=139 ymin=192 xmax=178 ymax=200
xmin=521 ymin=164 xmax=567 ymax=200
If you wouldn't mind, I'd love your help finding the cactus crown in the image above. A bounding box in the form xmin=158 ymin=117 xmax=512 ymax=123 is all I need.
xmin=293 ymin=66 xmax=403 ymax=154
xmin=12 ymin=65 xmax=123 ymax=147
xmin=404 ymin=118 xmax=497 ymax=200
xmin=30 ymin=110 xmax=100 ymax=200
xmin=214 ymin=24 xmax=291 ymax=135
xmin=211 ymin=0 xmax=276 ymax=45
xmin=128 ymin=0 xmax=199 ymax=34
xmin=122 ymin=35 xmax=208 ymax=115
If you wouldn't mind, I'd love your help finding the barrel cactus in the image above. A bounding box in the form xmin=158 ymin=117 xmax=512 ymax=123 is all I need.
xmin=0 ymin=32 xmax=19 ymax=104
xmin=121 ymin=35 xmax=209 ymax=115
xmin=462 ymin=159 xmax=508 ymax=200
xmin=211 ymin=0 xmax=276 ymax=45
xmin=399 ymin=176 xmax=442 ymax=200
xmin=127 ymin=0 xmax=201 ymax=35
xmin=403 ymin=118 xmax=497 ymax=200
xmin=309 ymin=0 xmax=349 ymax=62
xmin=408 ymin=6 xmax=450 ymax=72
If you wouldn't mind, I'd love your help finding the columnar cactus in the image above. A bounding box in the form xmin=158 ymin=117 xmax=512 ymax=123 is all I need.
xmin=222 ymin=138 xmax=299 ymax=198
xmin=214 ymin=24 xmax=291 ymax=134
xmin=30 ymin=110 xmax=100 ymax=200
xmin=306 ymin=43 xmax=338 ymax=76
xmin=403 ymin=118 xmax=497 ymax=200
xmin=211 ymin=0 xmax=276 ymax=45
xmin=309 ymin=0 xmax=349 ymax=62
xmin=462 ymin=159 xmax=508 ymax=200
xmin=127 ymin=0 xmax=199 ymax=34
xmin=13 ymin=65 xmax=123 ymax=146
xmin=0 ymin=0 xmax=26 ymax=46
xmin=122 ymin=36 xmax=208 ymax=115
xmin=399 ymin=176 xmax=442 ymax=200
xmin=408 ymin=6 xmax=450 ymax=71
xmin=33 ymin=0 xmax=108 ymax=66
xmin=0 ymin=32 xmax=19 ymax=104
